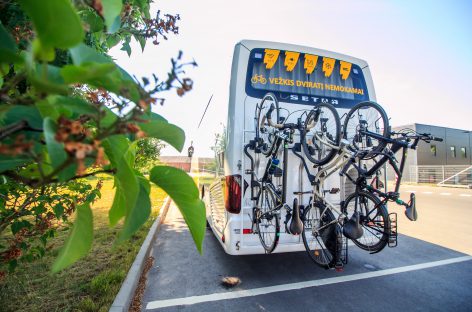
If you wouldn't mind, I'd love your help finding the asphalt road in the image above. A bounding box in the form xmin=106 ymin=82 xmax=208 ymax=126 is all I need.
xmin=141 ymin=185 xmax=472 ymax=312
xmin=391 ymin=183 xmax=472 ymax=255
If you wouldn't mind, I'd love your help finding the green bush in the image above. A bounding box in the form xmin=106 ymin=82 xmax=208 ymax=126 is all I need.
xmin=0 ymin=0 xmax=205 ymax=276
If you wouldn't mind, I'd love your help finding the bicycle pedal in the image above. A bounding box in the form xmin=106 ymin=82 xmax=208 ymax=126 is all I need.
xmin=293 ymin=191 xmax=312 ymax=195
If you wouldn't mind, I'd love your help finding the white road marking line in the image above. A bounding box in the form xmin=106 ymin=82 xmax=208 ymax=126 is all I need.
xmin=440 ymin=193 xmax=452 ymax=196
xmin=459 ymin=194 xmax=472 ymax=197
xmin=406 ymin=190 xmax=416 ymax=193
xmin=422 ymin=192 xmax=433 ymax=194
xmin=145 ymin=256 xmax=472 ymax=310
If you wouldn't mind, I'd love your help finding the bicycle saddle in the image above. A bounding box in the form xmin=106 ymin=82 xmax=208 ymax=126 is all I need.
xmin=342 ymin=211 xmax=364 ymax=240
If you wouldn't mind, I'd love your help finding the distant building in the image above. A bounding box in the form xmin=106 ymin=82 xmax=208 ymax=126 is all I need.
xmin=389 ymin=123 xmax=472 ymax=183
xmin=159 ymin=156 xmax=214 ymax=173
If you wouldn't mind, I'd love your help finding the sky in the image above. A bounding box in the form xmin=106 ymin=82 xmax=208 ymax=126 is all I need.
xmin=111 ymin=0 xmax=472 ymax=157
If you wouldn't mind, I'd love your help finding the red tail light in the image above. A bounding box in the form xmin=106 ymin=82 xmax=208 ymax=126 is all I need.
xmin=224 ymin=175 xmax=242 ymax=214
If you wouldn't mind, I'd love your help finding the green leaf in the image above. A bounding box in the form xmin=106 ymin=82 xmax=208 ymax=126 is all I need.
xmin=117 ymin=175 xmax=151 ymax=242
xmin=36 ymin=64 xmax=65 ymax=85
xmin=67 ymin=44 xmax=141 ymax=102
xmin=120 ymin=37 xmax=132 ymax=57
xmin=103 ymin=135 xmax=139 ymax=226
xmin=135 ymin=35 xmax=146 ymax=52
xmin=150 ymin=166 xmax=206 ymax=253
xmin=29 ymin=78 xmax=69 ymax=95
xmin=135 ymin=0 xmax=151 ymax=18
xmin=29 ymin=64 xmax=68 ymax=95
xmin=4 ymin=105 xmax=43 ymax=129
xmin=0 ymin=156 xmax=31 ymax=173
xmin=32 ymin=38 xmax=55 ymax=62
xmin=43 ymin=118 xmax=75 ymax=182
xmin=61 ymin=63 xmax=126 ymax=95
xmin=109 ymin=180 xmax=126 ymax=225
xmin=11 ymin=220 xmax=32 ymax=235
xmin=0 ymin=22 xmax=21 ymax=63
xmin=80 ymin=9 xmax=104 ymax=33
xmin=36 ymin=98 xmax=60 ymax=121
xmin=102 ymin=0 xmax=123 ymax=33
xmin=139 ymin=119 xmax=185 ymax=152
xmin=54 ymin=96 xmax=96 ymax=116
xmin=61 ymin=63 xmax=117 ymax=82
xmin=106 ymin=34 xmax=121 ymax=49
xmin=52 ymin=203 xmax=93 ymax=272
xmin=70 ymin=44 xmax=112 ymax=65
xmin=53 ymin=204 xmax=64 ymax=218
xmin=18 ymin=0 xmax=84 ymax=49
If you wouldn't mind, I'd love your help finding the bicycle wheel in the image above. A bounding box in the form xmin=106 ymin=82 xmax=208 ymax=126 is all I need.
xmin=256 ymin=93 xmax=279 ymax=156
xmin=302 ymin=103 xmax=341 ymax=165
xmin=343 ymin=191 xmax=390 ymax=253
xmin=343 ymin=101 xmax=389 ymax=159
xmin=255 ymin=185 xmax=280 ymax=253
xmin=302 ymin=202 xmax=343 ymax=269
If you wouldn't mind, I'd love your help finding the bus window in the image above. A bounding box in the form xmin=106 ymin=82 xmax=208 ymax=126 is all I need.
xmin=246 ymin=48 xmax=369 ymax=108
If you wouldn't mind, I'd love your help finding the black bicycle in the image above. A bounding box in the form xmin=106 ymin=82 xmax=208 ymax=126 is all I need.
xmin=340 ymin=126 xmax=443 ymax=253
xmin=248 ymin=93 xmax=304 ymax=253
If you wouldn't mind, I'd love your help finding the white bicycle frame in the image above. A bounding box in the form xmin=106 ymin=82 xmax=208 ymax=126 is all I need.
xmin=304 ymin=120 xmax=358 ymax=231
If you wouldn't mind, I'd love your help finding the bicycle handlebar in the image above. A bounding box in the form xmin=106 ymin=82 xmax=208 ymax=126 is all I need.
xmin=427 ymin=135 xmax=443 ymax=142
xmin=361 ymin=130 xmax=443 ymax=148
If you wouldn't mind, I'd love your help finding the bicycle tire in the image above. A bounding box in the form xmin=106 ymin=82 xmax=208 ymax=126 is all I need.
xmin=255 ymin=185 xmax=280 ymax=253
xmin=342 ymin=190 xmax=390 ymax=253
xmin=302 ymin=103 xmax=341 ymax=166
xmin=302 ymin=202 xmax=343 ymax=269
xmin=256 ymin=93 xmax=279 ymax=156
xmin=342 ymin=101 xmax=390 ymax=159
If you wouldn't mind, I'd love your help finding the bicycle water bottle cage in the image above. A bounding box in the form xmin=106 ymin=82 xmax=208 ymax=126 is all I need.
xmin=320 ymin=118 xmax=328 ymax=132
xmin=273 ymin=167 xmax=283 ymax=177
xmin=292 ymin=143 xmax=302 ymax=153
xmin=307 ymin=145 xmax=316 ymax=156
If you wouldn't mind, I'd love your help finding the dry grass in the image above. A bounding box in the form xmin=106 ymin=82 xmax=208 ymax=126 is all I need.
xmin=0 ymin=178 xmax=166 ymax=312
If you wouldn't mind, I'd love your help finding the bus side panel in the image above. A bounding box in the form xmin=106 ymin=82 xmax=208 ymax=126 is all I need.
xmin=206 ymin=44 xmax=250 ymax=253
xmin=225 ymin=44 xmax=250 ymax=176
xmin=362 ymin=66 xmax=377 ymax=102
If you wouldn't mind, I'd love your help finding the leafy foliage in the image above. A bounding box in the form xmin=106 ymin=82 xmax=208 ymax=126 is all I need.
xmin=134 ymin=137 xmax=165 ymax=172
xmin=0 ymin=0 xmax=204 ymax=275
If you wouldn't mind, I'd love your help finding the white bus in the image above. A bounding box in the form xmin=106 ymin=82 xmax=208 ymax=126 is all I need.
xmin=204 ymin=40 xmax=377 ymax=255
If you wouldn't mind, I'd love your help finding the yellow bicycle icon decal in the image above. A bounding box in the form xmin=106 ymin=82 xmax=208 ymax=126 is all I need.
xmin=251 ymin=74 xmax=267 ymax=84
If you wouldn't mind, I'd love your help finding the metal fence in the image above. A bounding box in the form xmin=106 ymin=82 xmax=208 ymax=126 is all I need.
xmin=408 ymin=165 xmax=472 ymax=187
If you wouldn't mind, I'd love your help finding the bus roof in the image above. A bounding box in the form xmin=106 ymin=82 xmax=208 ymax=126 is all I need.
xmin=238 ymin=39 xmax=369 ymax=69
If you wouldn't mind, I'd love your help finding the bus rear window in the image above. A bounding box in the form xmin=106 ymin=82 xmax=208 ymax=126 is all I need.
xmin=246 ymin=48 xmax=369 ymax=108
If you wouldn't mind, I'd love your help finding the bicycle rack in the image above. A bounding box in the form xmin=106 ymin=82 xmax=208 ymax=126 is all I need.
xmin=388 ymin=212 xmax=398 ymax=248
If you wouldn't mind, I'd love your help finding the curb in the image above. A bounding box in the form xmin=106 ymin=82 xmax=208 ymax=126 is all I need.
xmin=109 ymin=196 xmax=172 ymax=312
